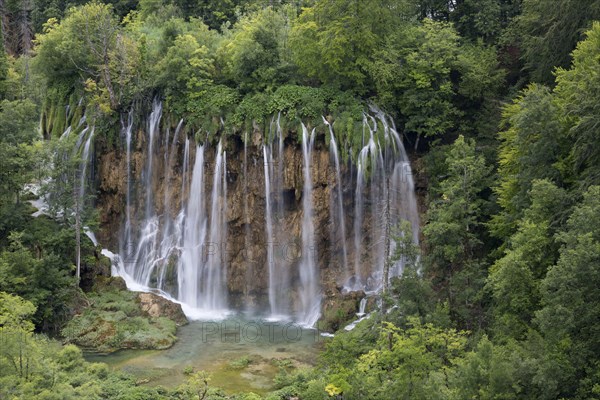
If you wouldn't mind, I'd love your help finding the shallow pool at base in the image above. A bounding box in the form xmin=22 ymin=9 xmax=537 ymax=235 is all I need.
xmin=84 ymin=317 xmax=322 ymax=395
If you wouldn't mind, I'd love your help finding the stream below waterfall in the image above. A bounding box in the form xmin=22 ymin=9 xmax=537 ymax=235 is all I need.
xmin=84 ymin=317 xmax=321 ymax=395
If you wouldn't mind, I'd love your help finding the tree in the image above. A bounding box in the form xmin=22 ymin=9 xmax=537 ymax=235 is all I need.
xmin=0 ymin=32 xmax=7 ymax=97
xmin=0 ymin=291 xmax=38 ymax=379
xmin=0 ymin=230 xmax=76 ymax=330
xmin=155 ymin=31 xmax=215 ymax=112
xmin=368 ymin=20 xmax=503 ymax=145
xmin=34 ymin=2 xmax=140 ymax=112
xmin=490 ymin=84 xmax=567 ymax=241
xmin=512 ymin=0 xmax=600 ymax=84
xmin=449 ymin=336 xmax=525 ymax=399
xmin=0 ymin=99 xmax=39 ymax=216
xmin=289 ymin=0 xmax=415 ymax=92
xmin=554 ymin=21 xmax=600 ymax=186
xmin=220 ymin=6 xmax=294 ymax=93
xmin=487 ymin=180 xmax=568 ymax=340
xmin=350 ymin=318 xmax=467 ymax=398
xmin=423 ymin=135 xmax=491 ymax=328
xmin=384 ymin=220 xmax=424 ymax=315
xmin=536 ymin=185 xmax=600 ymax=397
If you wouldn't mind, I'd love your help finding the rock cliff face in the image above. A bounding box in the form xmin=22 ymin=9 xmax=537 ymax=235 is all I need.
xmin=94 ymin=117 xmax=422 ymax=316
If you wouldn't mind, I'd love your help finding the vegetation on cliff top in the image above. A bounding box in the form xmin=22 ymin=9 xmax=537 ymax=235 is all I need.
xmin=32 ymin=0 xmax=501 ymax=153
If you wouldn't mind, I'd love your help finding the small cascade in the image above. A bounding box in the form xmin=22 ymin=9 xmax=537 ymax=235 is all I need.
xmin=178 ymin=145 xmax=207 ymax=309
xmin=144 ymin=99 xmax=162 ymax=218
xmin=298 ymin=123 xmax=320 ymax=327
xmin=340 ymin=111 xmax=421 ymax=292
xmin=78 ymin=127 xmax=95 ymax=200
xmin=123 ymin=110 xmax=134 ymax=258
xmin=274 ymin=114 xmax=290 ymax=316
xmin=125 ymin=100 xmax=163 ymax=286
xmin=264 ymin=114 xmax=290 ymax=319
xmin=263 ymin=145 xmax=277 ymax=315
xmin=357 ymin=297 xmax=367 ymax=317
xmin=181 ymin=136 xmax=190 ymax=210
xmin=200 ymin=140 xmax=228 ymax=312
xmin=352 ymin=117 xmax=378 ymax=289
xmin=59 ymin=126 xmax=72 ymax=141
xmin=324 ymin=117 xmax=349 ymax=282
xmin=73 ymin=127 xmax=89 ymax=155
xmin=344 ymin=298 xmax=370 ymax=332
xmin=163 ymin=119 xmax=184 ymax=226
xmin=243 ymin=131 xmax=253 ymax=312
xmin=177 ymin=140 xmax=229 ymax=318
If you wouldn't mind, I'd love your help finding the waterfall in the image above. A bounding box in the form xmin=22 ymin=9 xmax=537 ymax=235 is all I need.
xmin=78 ymin=127 xmax=95 ymax=200
xmin=324 ymin=117 xmax=349 ymax=282
xmin=263 ymin=145 xmax=277 ymax=316
xmin=106 ymin=102 xmax=419 ymax=326
xmin=120 ymin=100 xmax=183 ymax=292
xmin=125 ymin=100 xmax=163 ymax=285
xmin=243 ymin=131 xmax=253 ymax=312
xmin=298 ymin=123 xmax=320 ymax=327
xmin=177 ymin=140 xmax=229 ymax=317
xmin=179 ymin=145 xmax=207 ymax=309
xmin=352 ymin=118 xmax=377 ymax=289
xmin=343 ymin=111 xmax=420 ymax=292
xmin=163 ymin=119 xmax=184 ymax=228
xmin=145 ymin=99 xmax=162 ymax=218
xmin=380 ymin=112 xmax=420 ymax=277
xmin=274 ymin=114 xmax=290 ymax=316
xmin=357 ymin=298 xmax=367 ymax=317
xmin=200 ymin=140 xmax=228 ymax=312
xmin=181 ymin=137 xmax=190 ymax=210
xmin=264 ymin=114 xmax=290 ymax=319
xmin=123 ymin=110 xmax=134 ymax=258
xmin=59 ymin=126 xmax=72 ymax=141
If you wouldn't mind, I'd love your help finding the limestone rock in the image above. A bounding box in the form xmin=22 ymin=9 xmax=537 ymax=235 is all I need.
xmin=137 ymin=292 xmax=188 ymax=326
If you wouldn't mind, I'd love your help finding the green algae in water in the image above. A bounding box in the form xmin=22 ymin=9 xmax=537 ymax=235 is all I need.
xmin=84 ymin=317 xmax=322 ymax=395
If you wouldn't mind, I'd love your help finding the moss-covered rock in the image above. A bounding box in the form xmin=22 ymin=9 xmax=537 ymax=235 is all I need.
xmin=62 ymin=288 xmax=185 ymax=353
xmin=317 ymin=289 xmax=366 ymax=333
xmin=137 ymin=292 xmax=188 ymax=326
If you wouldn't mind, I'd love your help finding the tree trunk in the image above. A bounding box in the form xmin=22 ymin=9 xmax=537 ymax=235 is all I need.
xmin=383 ymin=175 xmax=391 ymax=294
xmin=74 ymin=172 xmax=81 ymax=284
xmin=0 ymin=0 xmax=7 ymax=52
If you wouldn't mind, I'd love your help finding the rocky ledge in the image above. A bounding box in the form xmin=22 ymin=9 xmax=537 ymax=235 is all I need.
xmin=63 ymin=278 xmax=188 ymax=353
xmin=138 ymin=292 xmax=188 ymax=326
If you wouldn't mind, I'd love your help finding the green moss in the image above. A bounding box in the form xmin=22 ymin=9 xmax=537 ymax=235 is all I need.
xmin=227 ymin=355 xmax=252 ymax=370
xmin=62 ymin=289 xmax=178 ymax=353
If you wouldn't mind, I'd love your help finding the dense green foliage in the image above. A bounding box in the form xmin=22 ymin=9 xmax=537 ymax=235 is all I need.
xmin=2 ymin=0 xmax=600 ymax=399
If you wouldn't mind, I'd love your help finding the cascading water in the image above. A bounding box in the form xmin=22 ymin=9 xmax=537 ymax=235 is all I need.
xmin=263 ymin=145 xmax=277 ymax=315
xmin=198 ymin=139 xmax=228 ymax=312
xmin=243 ymin=131 xmax=253 ymax=312
xmin=264 ymin=114 xmax=290 ymax=319
xmin=298 ymin=123 xmax=320 ymax=327
xmin=123 ymin=110 xmax=134 ymax=258
xmin=145 ymin=99 xmax=162 ymax=218
xmin=78 ymin=127 xmax=95 ymax=200
xmin=324 ymin=117 xmax=349 ymax=282
xmin=178 ymin=145 xmax=207 ymax=309
xmin=357 ymin=298 xmax=367 ymax=317
xmin=106 ymin=100 xmax=418 ymax=327
xmin=352 ymin=117 xmax=378 ymax=289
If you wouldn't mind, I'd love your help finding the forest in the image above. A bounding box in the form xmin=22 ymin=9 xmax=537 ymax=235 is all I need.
xmin=2 ymin=0 xmax=600 ymax=399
